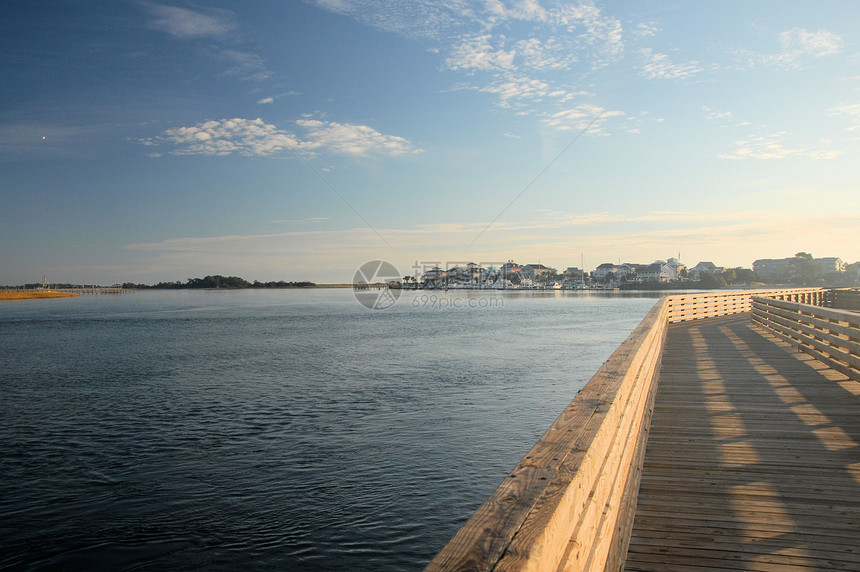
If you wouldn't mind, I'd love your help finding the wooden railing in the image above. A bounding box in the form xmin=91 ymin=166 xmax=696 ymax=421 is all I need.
xmin=826 ymin=288 xmax=860 ymax=311
xmin=666 ymin=288 xmax=826 ymax=323
xmin=752 ymin=296 xmax=860 ymax=381
xmin=426 ymin=287 xmax=831 ymax=572
xmin=56 ymin=287 xmax=125 ymax=294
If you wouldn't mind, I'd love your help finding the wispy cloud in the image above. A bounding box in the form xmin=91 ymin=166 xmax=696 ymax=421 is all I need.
xmin=273 ymin=217 xmax=330 ymax=224
xmin=311 ymin=0 xmax=624 ymax=131
xmin=830 ymin=102 xmax=860 ymax=132
xmin=143 ymin=2 xmax=237 ymax=39
xmin=544 ymin=103 xmax=624 ymax=133
xmin=142 ymin=2 xmax=272 ymax=83
xmin=478 ymin=75 xmax=559 ymax=108
xmin=780 ymin=28 xmax=843 ymax=58
xmin=219 ymin=49 xmax=271 ymax=81
xmin=446 ymin=34 xmax=517 ymax=72
xmin=256 ymin=91 xmax=300 ymax=105
xmin=732 ymin=27 xmax=843 ymax=71
xmin=140 ymin=117 xmax=422 ymax=157
xmin=703 ymin=105 xmax=733 ymax=122
xmin=0 ymin=122 xmax=107 ymax=160
xmin=638 ymin=48 xmax=702 ymax=80
xmin=719 ymin=131 xmax=841 ymax=160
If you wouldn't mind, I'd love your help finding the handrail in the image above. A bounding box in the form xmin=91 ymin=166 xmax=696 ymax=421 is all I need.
xmin=752 ymin=296 xmax=860 ymax=381
xmin=826 ymin=288 xmax=860 ymax=311
xmin=426 ymin=287 xmax=833 ymax=571
xmin=667 ymin=288 xmax=826 ymax=323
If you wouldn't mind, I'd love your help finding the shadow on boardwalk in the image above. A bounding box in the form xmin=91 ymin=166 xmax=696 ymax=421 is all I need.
xmin=626 ymin=314 xmax=860 ymax=571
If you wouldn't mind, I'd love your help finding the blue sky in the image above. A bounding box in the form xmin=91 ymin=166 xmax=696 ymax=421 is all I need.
xmin=2 ymin=1 xmax=858 ymax=284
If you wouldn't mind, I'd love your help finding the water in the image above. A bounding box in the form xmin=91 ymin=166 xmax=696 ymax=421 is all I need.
xmin=0 ymin=289 xmax=660 ymax=570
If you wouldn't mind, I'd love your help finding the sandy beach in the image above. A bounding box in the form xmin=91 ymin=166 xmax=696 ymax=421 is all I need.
xmin=0 ymin=291 xmax=79 ymax=300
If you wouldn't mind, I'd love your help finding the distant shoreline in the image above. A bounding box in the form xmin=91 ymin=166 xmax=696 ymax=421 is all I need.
xmin=0 ymin=291 xmax=79 ymax=300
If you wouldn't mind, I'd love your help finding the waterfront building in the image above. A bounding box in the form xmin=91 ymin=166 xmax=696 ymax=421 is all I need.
xmin=521 ymin=264 xmax=556 ymax=282
xmin=689 ymin=261 xmax=724 ymax=281
xmin=813 ymin=257 xmax=846 ymax=275
xmin=638 ymin=261 xmax=675 ymax=282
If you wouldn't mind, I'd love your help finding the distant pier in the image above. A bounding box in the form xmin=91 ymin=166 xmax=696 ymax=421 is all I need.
xmin=427 ymin=288 xmax=859 ymax=571
xmin=55 ymin=287 xmax=126 ymax=295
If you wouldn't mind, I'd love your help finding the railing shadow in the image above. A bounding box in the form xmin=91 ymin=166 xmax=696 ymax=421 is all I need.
xmin=627 ymin=314 xmax=860 ymax=570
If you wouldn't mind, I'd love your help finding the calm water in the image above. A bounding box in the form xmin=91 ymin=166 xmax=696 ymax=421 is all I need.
xmin=0 ymin=289 xmax=660 ymax=570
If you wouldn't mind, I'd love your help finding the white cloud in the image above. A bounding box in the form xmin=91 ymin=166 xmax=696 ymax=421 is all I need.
xmin=484 ymin=0 xmax=548 ymax=23
xmin=141 ymin=117 xmax=421 ymax=157
xmin=479 ymin=75 xmax=556 ymax=107
xmin=446 ymin=34 xmax=517 ymax=72
xmin=144 ymin=2 xmax=237 ymax=39
xmin=703 ymin=106 xmax=733 ymax=122
xmin=310 ymin=1 xmax=625 ymax=128
xmin=544 ymin=104 xmax=624 ymax=133
xmin=633 ymin=22 xmax=659 ymax=39
xmin=732 ymin=27 xmax=843 ymax=71
xmin=554 ymin=2 xmax=623 ymax=63
xmin=258 ymin=97 xmax=274 ymax=105
xmin=719 ymin=131 xmax=841 ymax=160
xmin=514 ymin=37 xmax=573 ymax=70
xmin=829 ymin=102 xmax=860 ymax=132
xmin=638 ymin=48 xmax=703 ymax=80
xmin=780 ymin=28 xmax=843 ymax=58
xmin=295 ymin=119 xmax=421 ymax=155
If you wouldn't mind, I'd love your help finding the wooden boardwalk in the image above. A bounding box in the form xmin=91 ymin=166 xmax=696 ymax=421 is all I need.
xmin=625 ymin=313 xmax=860 ymax=571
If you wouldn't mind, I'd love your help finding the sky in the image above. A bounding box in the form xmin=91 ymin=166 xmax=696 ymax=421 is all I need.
xmin=2 ymin=0 xmax=859 ymax=285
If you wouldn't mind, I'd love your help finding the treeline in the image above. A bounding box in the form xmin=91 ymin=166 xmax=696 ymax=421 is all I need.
xmin=123 ymin=275 xmax=315 ymax=289
xmin=618 ymin=269 xmax=758 ymax=290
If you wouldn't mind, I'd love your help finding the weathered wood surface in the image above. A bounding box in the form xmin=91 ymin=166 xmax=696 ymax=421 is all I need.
xmin=625 ymin=314 xmax=860 ymax=571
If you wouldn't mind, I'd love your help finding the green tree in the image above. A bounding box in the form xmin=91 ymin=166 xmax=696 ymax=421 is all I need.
xmin=720 ymin=268 xmax=737 ymax=284
xmin=699 ymin=273 xmax=727 ymax=289
xmin=791 ymin=252 xmax=818 ymax=286
xmin=734 ymin=268 xmax=757 ymax=285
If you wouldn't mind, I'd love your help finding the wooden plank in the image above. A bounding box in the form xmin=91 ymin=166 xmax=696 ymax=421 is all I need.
xmin=629 ymin=513 xmax=859 ymax=538
xmin=630 ymin=524 xmax=860 ymax=551
xmin=625 ymin=313 xmax=860 ymax=571
xmin=626 ymin=548 xmax=859 ymax=571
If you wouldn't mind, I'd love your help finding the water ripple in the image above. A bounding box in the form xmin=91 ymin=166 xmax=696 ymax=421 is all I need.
xmin=0 ymin=289 xmax=656 ymax=570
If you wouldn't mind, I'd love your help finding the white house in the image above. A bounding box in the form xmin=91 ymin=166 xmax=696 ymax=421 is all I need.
xmin=592 ymin=263 xmax=619 ymax=281
xmin=521 ymin=264 xmax=556 ymax=281
xmin=638 ymin=261 xmax=675 ymax=282
xmin=689 ymin=261 xmax=724 ymax=281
